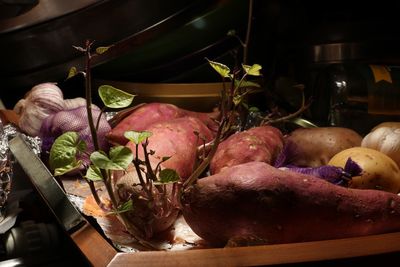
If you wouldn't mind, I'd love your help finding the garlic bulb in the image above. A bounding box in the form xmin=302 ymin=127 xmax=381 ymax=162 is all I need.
xmin=371 ymin=122 xmax=400 ymax=131
xmin=13 ymin=83 xmax=65 ymax=136
xmin=362 ymin=125 xmax=400 ymax=168
xmin=63 ymin=97 xmax=87 ymax=110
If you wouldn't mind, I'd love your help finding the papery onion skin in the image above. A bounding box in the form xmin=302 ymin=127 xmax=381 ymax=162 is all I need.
xmin=13 ymin=83 xmax=65 ymax=136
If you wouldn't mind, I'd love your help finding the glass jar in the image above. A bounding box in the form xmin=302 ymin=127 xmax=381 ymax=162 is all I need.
xmin=312 ymin=63 xmax=400 ymax=135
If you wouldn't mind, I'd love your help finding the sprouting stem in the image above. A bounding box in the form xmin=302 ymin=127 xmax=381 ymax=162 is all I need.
xmin=243 ymin=0 xmax=254 ymax=64
xmin=82 ymin=40 xmax=156 ymax=249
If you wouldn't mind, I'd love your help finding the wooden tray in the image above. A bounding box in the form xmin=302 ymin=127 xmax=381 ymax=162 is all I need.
xmin=69 ymin=227 xmax=400 ymax=267
xmin=106 ymin=232 xmax=400 ymax=266
xmin=10 ymin=135 xmax=400 ymax=266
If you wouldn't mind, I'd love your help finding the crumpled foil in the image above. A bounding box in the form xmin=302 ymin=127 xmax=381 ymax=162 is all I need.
xmin=0 ymin=122 xmax=41 ymax=214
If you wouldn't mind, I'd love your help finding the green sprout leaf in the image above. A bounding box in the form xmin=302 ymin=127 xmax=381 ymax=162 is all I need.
xmin=242 ymin=64 xmax=262 ymax=76
xmin=54 ymin=160 xmax=83 ymax=176
xmin=96 ymin=46 xmax=112 ymax=55
xmin=161 ymin=156 xmax=171 ymax=162
xmin=85 ymin=165 xmax=103 ymax=181
xmin=113 ymin=199 xmax=133 ymax=214
xmin=124 ymin=131 xmax=152 ymax=144
xmin=233 ymin=95 xmax=242 ymax=106
xmin=67 ymin=67 xmax=78 ymax=79
xmin=234 ymin=79 xmax=261 ymax=89
xmin=248 ymin=106 xmax=260 ymax=112
xmin=154 ymin=168 xmax=180 ymax=185
xmin=98 ymin=85 xmax=135 ymax=109
xmin=49 ymin=132 xmax=87 ymax=176
xmin=227 ymin=29 xmax=237 ymax=36
xmin=91 ymin=146 xmax=133 ymax=170
xmin=207 ymin=59 xmax=231 ymax=78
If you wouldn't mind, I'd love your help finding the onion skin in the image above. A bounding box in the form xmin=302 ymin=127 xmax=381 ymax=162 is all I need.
xmin=13 ymin=83 xmax=65 ymax=136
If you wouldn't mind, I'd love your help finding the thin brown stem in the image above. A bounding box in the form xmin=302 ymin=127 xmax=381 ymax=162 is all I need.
xmin=243 ymin=0 xmax=254 ymax=65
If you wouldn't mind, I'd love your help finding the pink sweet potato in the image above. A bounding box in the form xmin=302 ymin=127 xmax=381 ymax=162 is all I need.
xmin=126 ymin=116 xmax=214 ymax=180
xmin=107 ymin=103 xmax=219 ymax=145
xmin=209 ymin=126 xmax=284 ymax=174
xmin=181 ymin=161 xmax=400 ymax=246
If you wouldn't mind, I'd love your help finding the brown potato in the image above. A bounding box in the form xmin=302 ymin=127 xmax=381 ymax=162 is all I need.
xmin=284 ymin=127 xmax=362 ymax=167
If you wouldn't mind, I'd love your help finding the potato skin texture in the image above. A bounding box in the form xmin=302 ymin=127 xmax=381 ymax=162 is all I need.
xmin=328 ymin=147 xmax=400 ymax=193
xmin=284 ymin=127 xmax=362 ymax=167
xmin=181 ymin=162 xmax=400 ymax=246
xmin=107 ymin=103 xmax=218 ymax=145
xmin=126 ymin=116 xmax=214 ymax=180
xmin=210 ymin=126 xmax=283 ymax=174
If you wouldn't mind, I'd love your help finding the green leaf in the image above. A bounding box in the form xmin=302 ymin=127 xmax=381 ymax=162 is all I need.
xmin=242 ymin=64 xmax=262 ymax=76
xmin=49 ymin=132 xmax=87 ymax=175
xmin=91 ymin=146 xmax=133 ymax=170
xmin=207 ymin=59 xmax=231 ymax=78
xmin=227 ymin=29 xmax=236 ymax=36
xmin=233 ymin=95 xmax=242 ymax=106
xmin=67 ymin=67 xmax=78 ymax=79
xmin=114 ymin=199 xmax=133 ymax=214
xmin=234 ymin=79 xmax=261 ymax=89
xmin=248 ymin=106 xmax=260 ymax=112
xmin=85 ymin=165 xmax=103 ymax=181
xmin=161 ymin=156 xmax=171 ymax=162
xmin=98 ymin=85 xmax=135 ymax=109
xmin=96 ymin=46 xmax=112 ymax=55
xmin=124 ymin=131 xmax=152 ymax=144
xmin=154 ymin=168 xmax=180 ymax=185
xmin=54 ymin=160 xmax=82 ymax=176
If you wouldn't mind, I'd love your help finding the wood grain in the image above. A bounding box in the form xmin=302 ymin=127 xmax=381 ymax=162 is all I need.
xmin=107 ymin=231 xmax=400 ymax=267
xmin=71 ymin=221 xmax=117 ymax=267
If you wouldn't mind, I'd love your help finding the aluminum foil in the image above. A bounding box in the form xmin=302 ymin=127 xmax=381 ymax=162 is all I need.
xmin=0 ymin=122 xmax=41 ymax=216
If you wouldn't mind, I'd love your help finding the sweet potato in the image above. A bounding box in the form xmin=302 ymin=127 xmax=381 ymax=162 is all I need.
xmin=209 ymin=126 xmax=283 ymax=174
xmin=107 ymin=102 xmax=219 ymax=145
xmin=284 ymin=127 xmax=362 ymax=167
xmin=181 ymin=161 xmax=400 ymax=246
xmin=126 ymin=116 xmax=214 ymax=180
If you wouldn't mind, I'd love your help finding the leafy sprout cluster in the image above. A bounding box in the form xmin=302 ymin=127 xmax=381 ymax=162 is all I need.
xmin=48 ymin=41 xmax=180 ymax=249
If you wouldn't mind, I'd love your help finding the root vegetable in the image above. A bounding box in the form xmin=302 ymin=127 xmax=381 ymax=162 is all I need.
xmin=210 ymin=126 xmax=284 ymax=174
xmin=328 ymin=147 xmax=400 ymax=193
xmin=126 ymin=116 xmax=214 ymax=180
xmin=181 ymin=161 xmax=400 ymax=246
xmin=284 ymin=127 xmax=362 ymax=167
xmin=107 ymin=103 xmax=219 ymax=145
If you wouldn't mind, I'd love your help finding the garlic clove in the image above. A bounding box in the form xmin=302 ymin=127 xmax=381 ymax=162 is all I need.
xmin=63 ymin=97 xmax=87 ymax=110
xmin=14 ymin=82 xmax=65 ymax=136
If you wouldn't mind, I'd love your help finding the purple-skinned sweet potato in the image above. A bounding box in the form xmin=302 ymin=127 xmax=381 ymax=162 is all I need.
xmin=126 ymin=116 xmax=215 ymax=180
xmin=181 ymin=161 xmax=400 ymax=246
xmin=107 ymin=102 xmax=219 ymax=145
xmin=209 ymin=126 xmax=284 ymax=174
